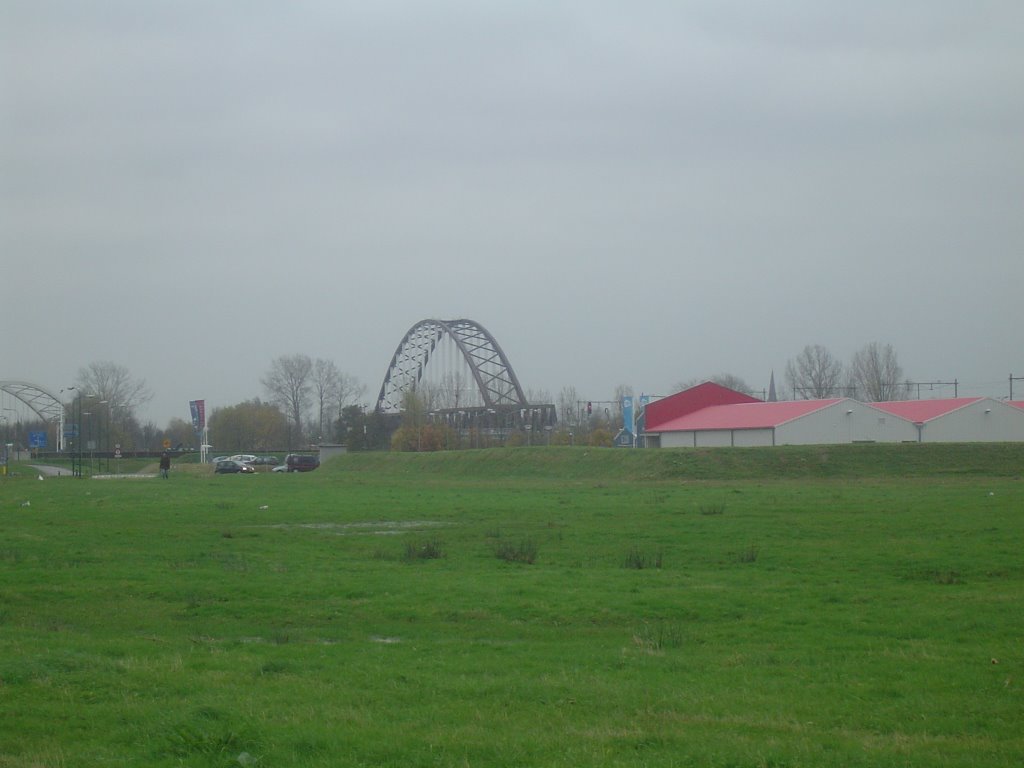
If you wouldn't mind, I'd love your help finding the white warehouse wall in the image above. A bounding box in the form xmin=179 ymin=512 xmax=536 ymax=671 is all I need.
xmin=778 ymin=400 xmax=918 ymax=445
xmin=918 ymin=399 xmax=1024 ymax=442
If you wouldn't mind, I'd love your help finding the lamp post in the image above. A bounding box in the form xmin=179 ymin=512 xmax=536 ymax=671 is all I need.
xmin=98 ymin=400 xmax=109 ymax=472
xmin=59 ymin=386 xmax=76 ymax=453
xmin=2 ymin=408 xmax=16 ymax=462
xmin=72 ymin=390 xmax=95 ymax=478
xmin=75 ymin=389 xmax=83 ymax=478
xmin=0 ymin=415 xmax=8 ymax=477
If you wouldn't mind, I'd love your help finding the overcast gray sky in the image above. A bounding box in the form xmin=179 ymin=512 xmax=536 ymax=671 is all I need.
xmin=3 ymin=1 xmax=1022 ymax=426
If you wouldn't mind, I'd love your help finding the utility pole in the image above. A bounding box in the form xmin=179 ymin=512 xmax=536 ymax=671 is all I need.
xmin=1011 ymin=374 xmax=1024 ymax=401
xmin=903 ymin=380 xmax=958 ymax=399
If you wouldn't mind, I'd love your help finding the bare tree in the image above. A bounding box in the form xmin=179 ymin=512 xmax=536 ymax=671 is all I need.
xmin=262 ymin=354 xmax=313 ymax=436
xmin=310 ymin=358 xmax=341 ymax=441
xmin=612 ymin=383 xmax=634 ymax=421
xmin=436 ymin=370 xmax=468 ymax=409
xmin=525 ymin=388 xmax=552 ymax=405
xmin=75 ymin=361 xmax=152 ymax=417
xmin=336 ymin=372 xmax=366 ymax=413
xmin=329 ymin=371 xmax=367 ymax=432
xmin=850 ymin=342 xmax=904 ymax=401
xmin=785 ymin=345 xmax=844 ymax=399
xmin=557 ymin=385 xmax=580 ymax=426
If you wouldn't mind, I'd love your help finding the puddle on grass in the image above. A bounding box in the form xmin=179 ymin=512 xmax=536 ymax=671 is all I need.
xmin=251 ymin=520 xmax=451 ymax=536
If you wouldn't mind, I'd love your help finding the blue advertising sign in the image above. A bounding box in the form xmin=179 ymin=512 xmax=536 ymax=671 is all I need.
xmin=622 ymin=396 xmax=634 ymax=433
xmin=189 ymin=399 xmax=206 ymax=431
xmin=29 ymin=431 xmax=47 ymax=448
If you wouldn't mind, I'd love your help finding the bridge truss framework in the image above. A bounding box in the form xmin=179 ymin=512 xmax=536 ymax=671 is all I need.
xmin=375 ymin=318 xmax=556 ymax=431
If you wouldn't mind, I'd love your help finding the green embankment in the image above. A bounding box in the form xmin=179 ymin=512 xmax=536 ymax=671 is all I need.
xmin=327 ymin=442 xmax=1024 ymax=481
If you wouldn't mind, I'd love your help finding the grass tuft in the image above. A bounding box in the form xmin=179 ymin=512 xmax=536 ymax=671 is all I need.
xmin=623 ymin=547 xmax=663 ymax=569
xmin=633 ymin=620 xmax=684 ymax=652
xmin=495 ymin=537 xmax=538 ymax=564
xmin=404 ymin=537 xmax=445 ymax=561
xmin=931 ymin=569 xmax=963 ymax=585
xmin=737 ymin=544 xmax=760 ymax=563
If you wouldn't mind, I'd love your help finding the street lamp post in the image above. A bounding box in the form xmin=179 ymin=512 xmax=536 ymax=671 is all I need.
xmin=0 ymin=415 xmax=8 ymax=477
xmin=75 ymin=390 xmax=83 ymax=478
xmin=99 ymin=401 xmax=109 ymax=472
xmin=59 ymin=386 xmax=76 ymax=453
xmin=73 ymin=390 xmax=95 ymax=478
xmin=2 ymin=409 xmax=18 ymax=462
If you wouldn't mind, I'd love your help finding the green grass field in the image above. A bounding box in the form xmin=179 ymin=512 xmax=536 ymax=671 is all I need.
xmin=1 ymin=445 xmax=1022 ymax=767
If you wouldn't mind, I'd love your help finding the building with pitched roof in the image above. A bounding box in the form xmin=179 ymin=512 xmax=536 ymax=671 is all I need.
xmin=644 ymin=381 xmax=759 ymax=432
xmin=642 ymin=386 xmax=1024 ymax=447
xmin=645 ymin=397 xmax=916 ymax=448
xmin=870 ymin=397 xmax=1024 ymax=443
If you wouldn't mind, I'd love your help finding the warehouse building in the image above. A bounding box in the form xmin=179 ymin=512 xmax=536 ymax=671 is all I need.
xmin=645 ymin=397 xmax=915 ymax=448
xmin=870 ymin=397 xmax=1024 ymax=443
xmin=643 ymin=384 xmax=1024 ymax=447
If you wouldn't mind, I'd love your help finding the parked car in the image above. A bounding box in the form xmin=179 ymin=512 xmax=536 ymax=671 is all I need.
xmin=285 ymin=454 xmax=320 ymax=472
xmin=271 ymin=464 xmax=288 ymax=473
xmin=214 ymin=459 xmax=256 ymax=474
xmin=250 ymin=456 xmax=279 ymax=466
xmin=229 ymin=454 xmax=258 ymax=464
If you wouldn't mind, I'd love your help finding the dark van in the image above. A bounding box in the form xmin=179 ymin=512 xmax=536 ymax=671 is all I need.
xmin=285 ymin=454 xmax=320 ymax=472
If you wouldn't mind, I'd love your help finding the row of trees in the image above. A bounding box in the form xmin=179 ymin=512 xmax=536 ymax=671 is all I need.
xmin=261 ymin=354 xmax=366 ymax=443
xmin=785 ymin=342 xmax=905 ymax=401
xmin=177 ymin=354 xmax=370 ymax=451
xmin=666 ymin=342 xmax=908 ymax=403
xmin=44 ymin=342 xmax=908 ymax=456
xmin=35 ymin=359 xmax=366 ymax=454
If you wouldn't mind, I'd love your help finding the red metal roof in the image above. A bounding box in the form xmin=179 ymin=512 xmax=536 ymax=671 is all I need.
xmin=649 ymin=399 xmax=843 ymax=432
xmin=1010 ymin=401 xmax=1024 ymax=410
xmin=869 ymin=398 xmax=984 ymax=423
xmin=644 ymin=382 xmax=760 ymax=430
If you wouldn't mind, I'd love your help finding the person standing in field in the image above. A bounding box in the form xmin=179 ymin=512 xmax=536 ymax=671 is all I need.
xmin=159 ymin=451 xmax=171 ymax=479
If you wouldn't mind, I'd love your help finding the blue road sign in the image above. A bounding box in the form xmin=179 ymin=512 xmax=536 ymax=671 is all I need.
xmin=29 ymin=431 xmax=47 ymax=448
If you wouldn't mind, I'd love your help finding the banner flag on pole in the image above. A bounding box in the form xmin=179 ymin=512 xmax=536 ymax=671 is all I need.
xmin=189 ymin=400 xmax=206 ymax=432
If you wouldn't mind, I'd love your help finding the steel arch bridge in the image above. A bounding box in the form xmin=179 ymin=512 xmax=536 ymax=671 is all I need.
xmin=0 ymin=381 xmax=65 ymax=423
xmin=376 ymin=318 xmax=529 ymax=414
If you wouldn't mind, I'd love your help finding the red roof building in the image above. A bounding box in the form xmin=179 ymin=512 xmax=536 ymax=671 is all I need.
xmin=643 ymin=382 xmax=759 ymax=431
xmin=645 ymin=397 xmax=917 ymax=448
xmin=641 ymin=384 xmax=1024 ymax=447
xmin=870 ymin=397 xmax=1024 ymax=442
xmin=868 ymin=398 xmax=984 ymax=423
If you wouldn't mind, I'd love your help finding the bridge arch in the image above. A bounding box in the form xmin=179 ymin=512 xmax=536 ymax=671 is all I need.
xmin=375 ymin=319 xmax=528 ymax=414
xmin=0 ymin=381 xmax=65 ymax=423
